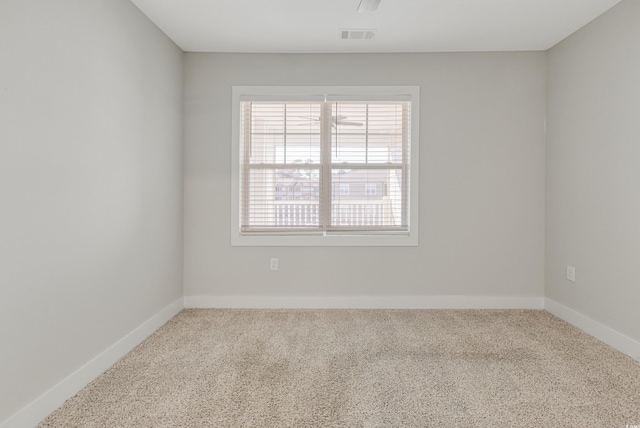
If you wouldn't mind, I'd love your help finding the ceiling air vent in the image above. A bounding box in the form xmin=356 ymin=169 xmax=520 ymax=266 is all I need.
xmin=340 ymin=29 xmax=376 ymax=40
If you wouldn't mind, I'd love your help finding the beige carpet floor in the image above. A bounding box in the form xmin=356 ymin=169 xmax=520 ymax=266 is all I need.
xmin=39 ymin=309 xmax=640 ymax=427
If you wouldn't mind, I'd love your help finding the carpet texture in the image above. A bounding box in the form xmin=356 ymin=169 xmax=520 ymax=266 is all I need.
xmin=39 ymin=309 xmax=640 ymax=427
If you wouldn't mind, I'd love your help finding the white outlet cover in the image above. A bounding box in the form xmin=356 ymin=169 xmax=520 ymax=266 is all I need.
xmin=566 ymin=265 xmax=576 ymax=282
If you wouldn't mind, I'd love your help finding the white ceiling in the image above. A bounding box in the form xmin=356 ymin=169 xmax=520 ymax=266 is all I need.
xmin=129 ymin=0 xmax=622 ymax=53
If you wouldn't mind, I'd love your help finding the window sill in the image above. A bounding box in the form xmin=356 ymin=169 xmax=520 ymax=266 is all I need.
xmin=231 ymin=232 xmax=418 ymax=247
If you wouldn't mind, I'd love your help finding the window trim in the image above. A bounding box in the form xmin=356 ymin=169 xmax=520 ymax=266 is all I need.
xmin=231 ymin=86 xmax=420 ymax=247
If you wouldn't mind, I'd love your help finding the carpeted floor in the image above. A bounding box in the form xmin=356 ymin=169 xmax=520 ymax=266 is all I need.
xmin=39 ymin=309 xmax=640 ymax=427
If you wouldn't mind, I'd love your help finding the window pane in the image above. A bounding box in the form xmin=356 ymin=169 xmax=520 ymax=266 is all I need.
xmin=330 ymin=168 xmax=406 ymax=229
xmin=243 ymin=167 xmax=320 ymax=230
xmin=249 ymin=102 xmax=321 ymax=165
xmin=331 ymin=102 xmax=408 ymax=164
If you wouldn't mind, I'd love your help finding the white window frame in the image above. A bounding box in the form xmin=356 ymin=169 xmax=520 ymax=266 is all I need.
xmin=231 ymin=86 xmax=420 ymax=246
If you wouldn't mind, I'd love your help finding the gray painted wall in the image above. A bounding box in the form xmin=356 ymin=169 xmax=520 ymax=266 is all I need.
xmin=0 ymin=0 xmax=183 ymax=422
xmin=546 ymin=0 xmax=640 ymax=343
xmin=183 ymin=52 xmax=546 ymax=299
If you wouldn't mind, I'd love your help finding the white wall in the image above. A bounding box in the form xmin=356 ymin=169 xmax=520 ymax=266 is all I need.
xmin=0 ymin=0 xmax=183 ymax=423
xmin=183 ymin=52 xmax=546 ymax=304
xmin=546 ymin=0 xmax=640 ymax=344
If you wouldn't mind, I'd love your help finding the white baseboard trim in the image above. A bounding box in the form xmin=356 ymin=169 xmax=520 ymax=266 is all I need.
xmin=545 ymin=298 xmax=640 ymax=362
xmin=1 ymin=298 xmax=184 ymax=428
xmin=184 ymin=295 xmax=545 ymax=310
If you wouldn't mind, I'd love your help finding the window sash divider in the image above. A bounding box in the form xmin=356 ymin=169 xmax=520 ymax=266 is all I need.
xmin=248 ymin=163 xmax=322 ymax=169
xmin=329 ymin=163 xmax=404 ymax=170
xmin=320 ymin=101 xmax=333 ymax=231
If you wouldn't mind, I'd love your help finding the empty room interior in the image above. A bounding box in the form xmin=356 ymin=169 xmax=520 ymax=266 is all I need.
xmin=1 ymin=0 xmax=640 ymax=426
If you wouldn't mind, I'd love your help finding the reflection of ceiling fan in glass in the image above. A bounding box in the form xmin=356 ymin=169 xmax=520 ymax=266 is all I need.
xmin=295 ymin=115 xmax=363 ymax=127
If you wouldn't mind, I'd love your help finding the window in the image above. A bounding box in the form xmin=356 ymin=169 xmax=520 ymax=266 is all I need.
xmin=231 ymin=86 xmax=420 ymax=246
xmin=365 ymin=183 xmax=377 ymax=196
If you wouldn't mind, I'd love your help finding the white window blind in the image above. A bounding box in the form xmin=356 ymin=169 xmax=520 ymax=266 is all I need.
xmin=232 ymin=86 xmax=419 ymax=246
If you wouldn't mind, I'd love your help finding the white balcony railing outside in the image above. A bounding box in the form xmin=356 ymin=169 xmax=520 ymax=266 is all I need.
xmin=274 ymin=199 xmax=394 ymax=227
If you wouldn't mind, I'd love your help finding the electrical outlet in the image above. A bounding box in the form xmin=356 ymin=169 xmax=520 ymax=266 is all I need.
xmin=270 ymin=258 xmax=279 ymax=271
xmin=566 ymin=265 xmax=576 ymax=282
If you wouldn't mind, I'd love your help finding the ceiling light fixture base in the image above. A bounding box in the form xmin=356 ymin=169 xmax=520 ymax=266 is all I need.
xmin=357 ymin=0 xmax=382 ymax=13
